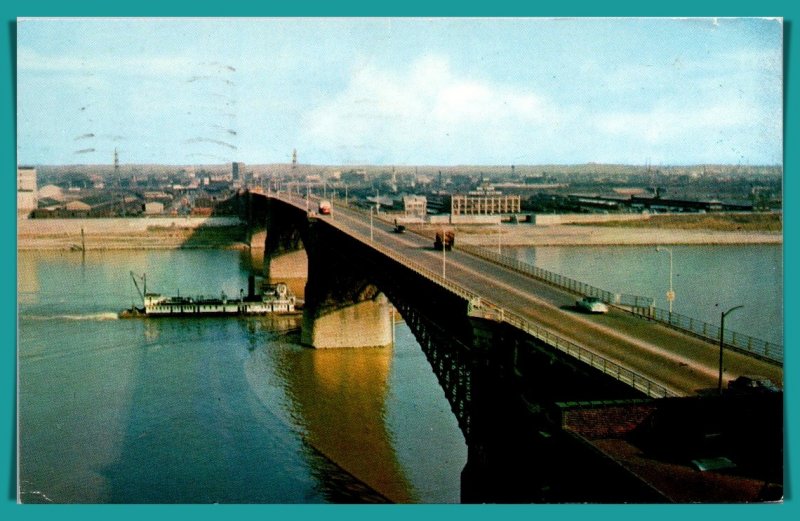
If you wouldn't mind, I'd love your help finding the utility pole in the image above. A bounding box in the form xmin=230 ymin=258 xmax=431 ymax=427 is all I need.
xmin=718 ymin=305 xmax=744 ymax=394
xmin=442 ymin=228 xmax=447 ymax=279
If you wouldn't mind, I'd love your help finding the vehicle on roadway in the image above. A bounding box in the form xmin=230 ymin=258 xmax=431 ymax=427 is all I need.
xmin=727 ymin=375 xmax=781 ymax=394
xmin=576 ymin=296 xmax=609 ymax=314
xmin=434 ymin=231 xmax=455 ymax=251
xmin=318 ymin=200 xmax=331 ymax=215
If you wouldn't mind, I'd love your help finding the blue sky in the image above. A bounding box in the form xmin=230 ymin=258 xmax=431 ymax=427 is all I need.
xmin=16 ymin=17 xmax=783 ymax=166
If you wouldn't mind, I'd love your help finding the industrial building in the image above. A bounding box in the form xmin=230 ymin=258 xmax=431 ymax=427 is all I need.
xmin=562 ymin=194 xmax=753 ymax=213
xmin=402 ymin=195 xmax=427 ymax=218
xmin=144 ymin=202 xmax=165 ymax=215
xmin=451 ymin=194 xmax=521 ymax=215
xmin=17 ymin=166 xmax=38 ymax=215
xmin=232 ymin=162 xmax=245 ymax=183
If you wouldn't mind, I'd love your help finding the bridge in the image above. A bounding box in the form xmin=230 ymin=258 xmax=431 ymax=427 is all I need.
xmin=244 ymin=190 xmax=783 ymax=502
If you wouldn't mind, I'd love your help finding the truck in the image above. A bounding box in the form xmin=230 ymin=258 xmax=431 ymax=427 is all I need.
xmin=318 ymin=200 xmax=331 ymax=215
xmin=434 ymin=231 xmax=455 ymax=251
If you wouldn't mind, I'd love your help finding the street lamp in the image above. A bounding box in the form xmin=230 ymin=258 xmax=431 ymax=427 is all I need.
xmin=718 ymin=305 xmax=744 ymax=394
xmin=442 ymin=228 xmax=447 ymax=279
xmin=370 ymin=206 xmax=374 ymax=242
xmin=656 ymin=246 xmax=675 ymax=313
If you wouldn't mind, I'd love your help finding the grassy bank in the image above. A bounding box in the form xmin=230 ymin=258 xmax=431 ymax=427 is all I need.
xmin=580 ymin=212 xmax=782 ymax=232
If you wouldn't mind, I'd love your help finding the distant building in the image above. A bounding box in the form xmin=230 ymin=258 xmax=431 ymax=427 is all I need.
xmin=402 ymin=195 xmax=427 ymax=218
xmin=17 ymin=166 xmax=38 ymax=215
xmin=65 ymin=200 xmax=91 ymax=212
xmin=232 ymin=162 xmax=245 ymax=182
xmin=144 ymin=202 xmax=165 ymax=215
xmin=191 ymin=207 xmax=213 ymax=217
xmin=426 ymin=192 xmax=452 ymax=214
xmin=38 ymin=184 xmax=65 ymax=202
xmin=18 ymin=166 xmax=36 ymax=191
xmin=451 ymin=194 xmax=521 ymax=215
xmin=341 ymin=170 xmax=368 ymax=185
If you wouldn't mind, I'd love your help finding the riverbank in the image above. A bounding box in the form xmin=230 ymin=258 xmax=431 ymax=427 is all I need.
xmin=452 ymin=224 xmax=783 ymax=247
xmin=17 ymin=217 xmax=249 ymax=251
xmin=17 ymin=215 xmax=783 ymax=251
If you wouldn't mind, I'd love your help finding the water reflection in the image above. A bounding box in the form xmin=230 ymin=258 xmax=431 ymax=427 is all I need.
xmin=19 ymin=249 xmax=463 ymax=503
xmin=246 ymin=335 xmax=413 ymax=502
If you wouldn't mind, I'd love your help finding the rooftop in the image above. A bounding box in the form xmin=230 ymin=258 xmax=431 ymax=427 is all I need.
xmin=558 ymin=394 xmax=783 ymax=503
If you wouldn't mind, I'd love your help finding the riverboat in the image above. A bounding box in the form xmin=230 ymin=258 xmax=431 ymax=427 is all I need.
xmin=120 ymin=273 xmax=297 ymax=318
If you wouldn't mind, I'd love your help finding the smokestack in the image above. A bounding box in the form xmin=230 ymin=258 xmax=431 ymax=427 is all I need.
xmin=248 ymin=275 xmax=256 ymax=299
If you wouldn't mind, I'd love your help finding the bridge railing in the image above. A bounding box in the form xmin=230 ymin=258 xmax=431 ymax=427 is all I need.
xmin=636 ymin=306 xmax=783 ymax=364
xmin=459 ymin=245 xmax=654 ymax=308
xmin=500 ymin=309 xmax=679 ymax=399
xmin=372 ymin=241 xmax=679 ymax=399
xmin=270 ymin=194 xmax=680 ymax=399
xmin=459 ymin=244 xmax=783 ymax=365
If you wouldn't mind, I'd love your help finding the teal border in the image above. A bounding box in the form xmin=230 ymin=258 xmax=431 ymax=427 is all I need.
xmin=2 ymin=1 xmax=796 ymax=520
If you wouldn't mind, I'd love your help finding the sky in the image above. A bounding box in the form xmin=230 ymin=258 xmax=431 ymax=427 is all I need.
xmin=16 ymin=17 xmax=783 ymax=166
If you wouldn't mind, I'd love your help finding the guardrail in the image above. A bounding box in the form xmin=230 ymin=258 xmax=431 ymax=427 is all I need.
xmin=459 ymin=245 xmax=654 ymax=308
xmin=502 ymin=309 xmax=679 ymax=398
xmin=271 ymin=193 xmax=679 ymax=398
xmin=636 ymin=306 xmax=783 ymax=364
xmin=459 ymin=244 xmax=783 ymax=365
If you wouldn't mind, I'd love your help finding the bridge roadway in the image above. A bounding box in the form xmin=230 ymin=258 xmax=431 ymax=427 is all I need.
xmin=272 ymin=193 xmax=782 ymax=397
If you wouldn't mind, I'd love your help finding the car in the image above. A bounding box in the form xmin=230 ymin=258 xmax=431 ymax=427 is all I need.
xmin=576 ymin=296 xmax=609 ymax=314
xmin=727 ymin=375 xmax=781 ymax=394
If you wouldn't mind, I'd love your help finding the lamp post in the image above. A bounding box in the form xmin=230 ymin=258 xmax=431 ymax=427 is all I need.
xmin=370 ymin=206 xmax=374 ymax=242
xmin=497 ymin=222 xmax=502 ymax=255
xmin=656 ymin=246 xmax=675 ymax=313
xmin=442 ymin=228 xmax=447 ymax=279
xmin=718 ymin=305 xmax=744 ymax=394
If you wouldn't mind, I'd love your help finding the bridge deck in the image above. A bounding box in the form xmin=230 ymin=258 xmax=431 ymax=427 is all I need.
xmin=270 ymin=193 xmax=782 ymax=398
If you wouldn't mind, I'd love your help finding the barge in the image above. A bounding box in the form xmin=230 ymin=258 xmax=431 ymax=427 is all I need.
xmin=120 ymin=272 xmax=298 ymax=318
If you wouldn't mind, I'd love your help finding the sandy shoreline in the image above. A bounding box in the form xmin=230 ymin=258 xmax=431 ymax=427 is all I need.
xmin=454 ymin=224 xmax=783 ymax=247
xmin=17 ymin=217 xmax=250 ymax=251
xmin=16 ymin=217 xmax=782 ymax=250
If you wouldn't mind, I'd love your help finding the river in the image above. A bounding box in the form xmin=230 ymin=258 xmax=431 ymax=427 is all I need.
xmin=505 ymin=244 xmax=783 ymax=345
xmin=16 ymin=243 xmax=782 ymax=503
xmin=17 ymin=249 xmax=466 ymax=503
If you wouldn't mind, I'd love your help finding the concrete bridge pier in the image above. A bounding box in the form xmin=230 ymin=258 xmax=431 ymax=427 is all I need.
xmin=263 ymin=217 xmax=305 ymax=281
xmin=301 ymin=293 xmax=393 ymax=349
xmin=300 ymin=221 xmax=393 ymax=349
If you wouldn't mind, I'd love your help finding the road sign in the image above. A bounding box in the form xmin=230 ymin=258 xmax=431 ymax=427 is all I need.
xmin=666 ymin=290 xmax=676 ymax=302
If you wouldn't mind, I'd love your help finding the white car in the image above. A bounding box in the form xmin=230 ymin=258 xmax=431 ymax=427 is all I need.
xmin=576 ymin=296 xmax=609 ymax=314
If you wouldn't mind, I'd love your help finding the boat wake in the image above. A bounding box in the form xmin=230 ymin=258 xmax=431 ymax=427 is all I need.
xmin=23 ymin=312 xmax=120 ymax=321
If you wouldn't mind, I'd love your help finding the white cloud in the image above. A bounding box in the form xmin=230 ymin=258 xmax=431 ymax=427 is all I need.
xmin=300 ymin=55 xmax=562 ymax=164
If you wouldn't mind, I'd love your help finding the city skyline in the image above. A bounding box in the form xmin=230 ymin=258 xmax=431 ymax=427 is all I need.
xmin=17 ymin=17 xmax=783 ymax=167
